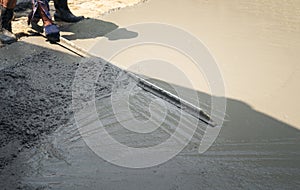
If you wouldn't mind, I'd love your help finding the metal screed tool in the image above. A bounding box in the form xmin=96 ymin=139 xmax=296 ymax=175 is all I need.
xmin=41 ymin=32 xmax=218 ymax=127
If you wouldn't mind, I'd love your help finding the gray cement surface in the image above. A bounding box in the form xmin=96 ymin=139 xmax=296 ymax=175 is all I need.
xmin=1 ymin=0 xmax=300 ymax=190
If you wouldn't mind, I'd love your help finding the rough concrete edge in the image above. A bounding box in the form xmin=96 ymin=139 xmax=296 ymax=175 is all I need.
xmin=102 ymin=0 xmax=148 ymax=17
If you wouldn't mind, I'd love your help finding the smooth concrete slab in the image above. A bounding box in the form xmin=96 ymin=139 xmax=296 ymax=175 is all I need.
xmin=61 ymin=0 xmax=300 ymax=129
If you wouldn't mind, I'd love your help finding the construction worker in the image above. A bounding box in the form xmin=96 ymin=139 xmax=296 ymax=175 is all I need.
xmin=29 ymin=0 xmax=84 ymax=42
xmin=0 ymin=0 xmax=84 ymax=44
xmin=0 ymin=0 xmax=17 ymax=44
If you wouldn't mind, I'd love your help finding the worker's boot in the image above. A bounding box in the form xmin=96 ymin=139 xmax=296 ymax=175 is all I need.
xmin=29 ymin=0 xmax=60 ymax=43
xmin=0 ymin=5 xmax=17 ymax=44
xmin=38 ymin=2 xmax=60 ymax=43
xmin=53 ymin=0 xmax=84 ymax=23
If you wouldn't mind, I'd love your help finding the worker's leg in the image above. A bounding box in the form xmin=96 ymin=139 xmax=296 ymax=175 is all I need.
xmin=30 ymin=0 xmax=60 ymax=42
xmin=0 ymin=0 xmax=17 ymax=44
xmin=53 ymin=0 xmax=84 ymax=23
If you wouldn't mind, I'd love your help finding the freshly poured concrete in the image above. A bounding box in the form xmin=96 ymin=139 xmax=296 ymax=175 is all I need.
xmin=1 ymin=0 xmax=300 ymax=189
xmin=63 ymin=0 xmax=300 ymax=129
xmin=1 ymin=41 xmax=298 ymax=189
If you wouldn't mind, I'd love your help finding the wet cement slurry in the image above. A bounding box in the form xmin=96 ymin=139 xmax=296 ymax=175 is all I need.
xmin=1 ymin=0 xmax=300 ymax=189
xmin=75 ymin=0 xmax=300 ymax=130
xmin=1 ymin=41 xmax=298 ymax=189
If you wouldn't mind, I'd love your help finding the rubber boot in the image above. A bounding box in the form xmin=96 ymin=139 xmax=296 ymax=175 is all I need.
xmin=53 ymin=0 xmax=84 ymax=23
xmin=0 ymin=5 xmax=16 ymax=44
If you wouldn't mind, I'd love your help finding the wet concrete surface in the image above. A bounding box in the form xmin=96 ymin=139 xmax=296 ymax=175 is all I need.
xmin=1 ymin=0 xmax=300 ymax=189
xmin=88 ymin=0 xmax=300 ymax=129
xmin=0 ymin=40 xmax=299 ymax=189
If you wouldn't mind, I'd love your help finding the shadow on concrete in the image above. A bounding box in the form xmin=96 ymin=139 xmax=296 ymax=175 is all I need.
xmin=0 ymin=40 xmax=299 ymax=189
xmin=60 ymin=18 xmax=138 ymax=41
xmin=137 ymin=77 xmax=300 ymax=142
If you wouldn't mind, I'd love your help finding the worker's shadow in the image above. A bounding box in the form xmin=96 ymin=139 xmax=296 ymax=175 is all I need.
xmin=59 ymin=18 xmax=138 ymax=41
